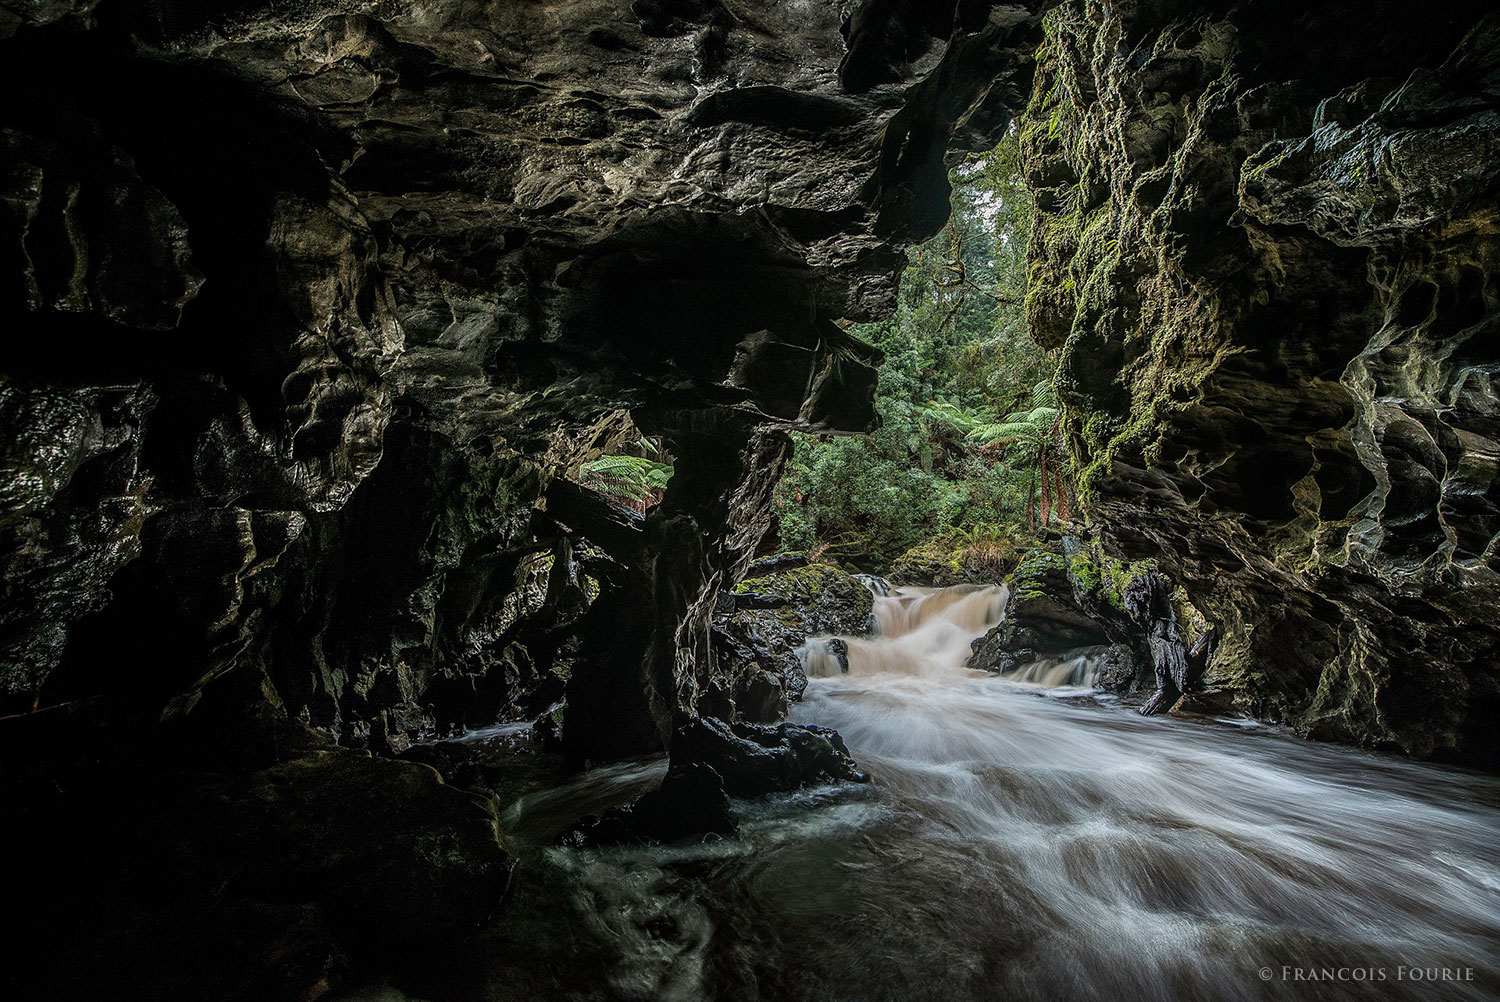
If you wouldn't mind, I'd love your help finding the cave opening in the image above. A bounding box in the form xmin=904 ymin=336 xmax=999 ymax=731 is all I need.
xmin=3 ymin=1 xmax=1500 ymax=999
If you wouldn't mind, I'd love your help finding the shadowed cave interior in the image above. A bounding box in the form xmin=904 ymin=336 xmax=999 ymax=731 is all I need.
xmin=2 ymin=1 xmax=1500 ymax=999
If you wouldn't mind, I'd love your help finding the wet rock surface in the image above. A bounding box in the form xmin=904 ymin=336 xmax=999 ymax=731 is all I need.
xmin=966 ymin=546 xmax=1152 ymax=689
xmin=0 ymin=1 xmax=1043 ymax=754
xmin=1125 ymin=570 xmax=1199 ymax=715
xmin=4 ymin=710 xmax=513 ymax=1002
xmin=1 ymin=0 xmax=1500 ymax=997
xmin=570 ymin=760 xmax=740 ymax=846
xmin=998 ymin=550 xmax=1110 ymax=644
xmin=570 ymin=715 xmax=869 ymax=845
xmin=728 ymin=558 xmax=877 ymax=634
xmin=1026 ymin=1 xmax=1500 ymax=763
xmin=0 ymin=7 xmax=1047 ymax=994
xmin=708 ymin=559 xmax=875 ymax=722
xmin=673 ymin=715 xmax=870 ymax=796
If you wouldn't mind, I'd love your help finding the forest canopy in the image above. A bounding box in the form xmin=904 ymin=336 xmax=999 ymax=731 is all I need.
xmin=772 ymin=130 xmax=1069 ymax=570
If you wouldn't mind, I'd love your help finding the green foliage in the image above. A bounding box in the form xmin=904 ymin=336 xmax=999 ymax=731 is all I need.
xmin=773 ymin=129 xmax=1075 ymax=569
xmin=887 ymin=523 xmax=1024 ymax=585
xmin=1067 ymin=543 xmax=1156 ymax=612
xmin=970 ymin=405 xmax=1060 ymax=448
xmin=775 ymin=435 xmax=962 ymax=567
xmin=577 ymin=454 xmax=673 ymax=509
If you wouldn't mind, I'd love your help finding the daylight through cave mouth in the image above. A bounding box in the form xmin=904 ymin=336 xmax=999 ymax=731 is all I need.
xmin=3 ymin=1 xmax=1500 ymax=999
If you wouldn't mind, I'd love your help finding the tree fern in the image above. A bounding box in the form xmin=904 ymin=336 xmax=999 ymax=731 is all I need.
xmin=967 ymin=406 xmax=1058 ymax=447
xmin=577 ymin=455 xmax=674 ymax=508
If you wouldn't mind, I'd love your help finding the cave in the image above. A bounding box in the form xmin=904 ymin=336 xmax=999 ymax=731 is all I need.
xmin=3 ymin=1 xmax=1500 ymax=999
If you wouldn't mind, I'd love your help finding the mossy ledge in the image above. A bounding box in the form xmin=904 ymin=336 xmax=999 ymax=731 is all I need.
xmin=1024 ymin=1 xmax=1500 ymax=762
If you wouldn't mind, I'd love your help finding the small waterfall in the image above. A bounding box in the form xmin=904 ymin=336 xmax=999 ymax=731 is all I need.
xmin=800 ymin=583 xmax=1007 ymax=680
xmin=800 ymin=581 xmax=1099 ymax=690
xmin=1000 ymin=645 xmax=1109 ymax=688
xmin=797 ymin=638 xmax=849 ymax=678
xmin=518 ymin=574 xmax=1500 ymax=1002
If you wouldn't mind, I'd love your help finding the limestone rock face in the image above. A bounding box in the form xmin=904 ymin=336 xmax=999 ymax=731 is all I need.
xmin=0 ymin=2 xmax=1043 ymax=751
xmin=1026 ymin=1 xmax=1500 ymax=763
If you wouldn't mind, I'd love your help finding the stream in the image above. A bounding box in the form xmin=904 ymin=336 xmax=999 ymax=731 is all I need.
xmin=503 ymin=585 xmax=1500 ymax=1002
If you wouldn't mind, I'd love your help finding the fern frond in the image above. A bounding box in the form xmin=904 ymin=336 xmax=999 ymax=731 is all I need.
xmin=1019 ymin=405 xmax=1059 ymax=425
xmin=968 ymin=421 xmax=1038 ymax=445
xmin=577 ymin=455 xmax=675 ymax=505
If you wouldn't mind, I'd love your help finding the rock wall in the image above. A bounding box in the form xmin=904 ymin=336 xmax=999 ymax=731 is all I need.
xmin=1025 ymin=0 xmax=1500 ymax=763
xmin=4 ymin=0 xmax=1497 ymax=769
xmin=0 ymin=2 xmax=1043 ymax=754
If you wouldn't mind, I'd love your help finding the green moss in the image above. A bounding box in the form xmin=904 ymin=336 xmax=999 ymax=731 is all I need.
xmin=1004 ymin=548 xmax=1067 ymax=600
xmin=736 ymin=560 xmax=833 ymax=598
xmin=1017 ymin=6 xmax=1261 ymax=520
xmin=1068 ymin=549 xmax=1104 ymax=598
xmin=733 ymin=562 xmax=877 ymax=629
xmin=889 ymin=524 xmax=1025 ymax=585
xmin=1074 ymin=546 xmax=1158 ymax=611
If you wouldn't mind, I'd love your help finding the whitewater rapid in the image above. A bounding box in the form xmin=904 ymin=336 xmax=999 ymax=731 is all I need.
xmin=512 ymin=582 xmax=1500 ymax=1002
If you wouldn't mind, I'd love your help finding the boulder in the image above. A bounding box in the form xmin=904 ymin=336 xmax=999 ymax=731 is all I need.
xmin=1171 ymin=689 xmax=1242 ymax=718
xmin=708 ymin=561 xmax=874 ymax=722
xmin=566 ymin=716 xmax=867 ymax=845
xmin=967 ymin=548 xmax=1115 ymax=673
xmin=671 ymin=716 xmax=870 ymax=797
xmin=1095 ymin=644 xmax=1146 ymax=693
xmin=567 ymin=761 xmax=738 ymax=845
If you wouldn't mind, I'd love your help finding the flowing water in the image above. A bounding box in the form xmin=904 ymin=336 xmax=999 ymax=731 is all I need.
xmin=505 ymin=584 xmax=1500 ymax=1002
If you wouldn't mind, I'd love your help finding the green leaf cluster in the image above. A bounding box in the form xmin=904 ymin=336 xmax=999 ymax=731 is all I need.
xmin=774 ymin=129 xmax=1075 ymax=569
xmin=577 ymin=454 xmax=674 ymax=507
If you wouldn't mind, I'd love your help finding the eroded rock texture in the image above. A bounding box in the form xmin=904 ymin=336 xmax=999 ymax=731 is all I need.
xmin=2 ymin=4 xmax=1048 ymax=996
xmin=710 ymin=557 xmax=876 ymax=721
xmin=1026 ymin=1 xmax=1500 ymax=763
xmin=0 ymin=1 xmax=1042 ymax=756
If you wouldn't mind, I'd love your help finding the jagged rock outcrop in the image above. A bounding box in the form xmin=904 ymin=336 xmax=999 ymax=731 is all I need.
xmin=672 ymin=715 xmax=869 ymax=795
xmin=1026 ymin=1 xmax=1500 ymax=764
xmin=965 ymin=545 xmax=1149 ymax=684
xmin=707 ymin=558 xmax=875 ymax=722
xmin=0 ymin=2 xmax=1044 ymax=755
xmin=2 ymin=0 xmax=1499 ymax=997
xmin=1 ymin=4 xmax=1050 ymax=995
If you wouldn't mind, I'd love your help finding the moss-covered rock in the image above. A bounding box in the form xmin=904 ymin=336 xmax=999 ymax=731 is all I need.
xmin=965 ymin=542 xmax=1162 ymax=690
xmin=730 ymin=559 xmax=875 ymax=637
xmin=887 ymin=529 xmax=1025 ymax=587
xmin=968 ymin=546 xmax=1110 ymax=671
xmin=1004 ymin=547 xmax=1071 ymax=601
xmin=711 ymin=560 xmax=875 ymax=722
xmin=1024 ymin=2 xmax=1500 ymax=763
